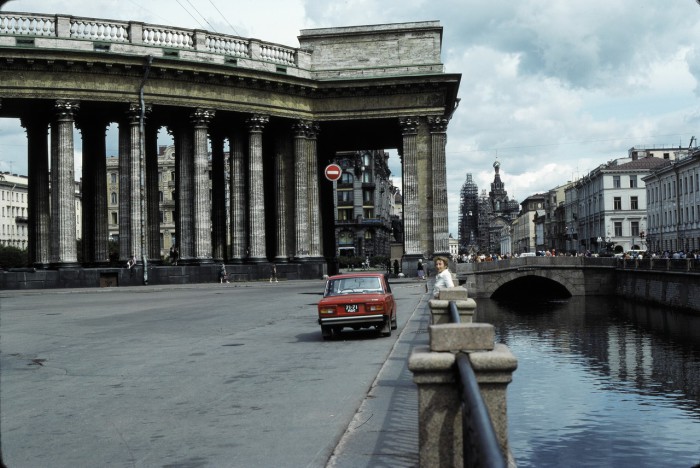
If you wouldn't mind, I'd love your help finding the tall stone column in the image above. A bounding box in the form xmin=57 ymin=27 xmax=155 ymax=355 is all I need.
xmin=145 ymin=125 xmax=161 ymax=262
xmin=246 ymin=114 xmax=268 ymax=263
xmin=211 ymin=130 xmax=227 ymax=262
xmin=22 ymin=118 xmax=51 ymax=268
xmin=273 ymin=135 xmax=291 ymax=263
xmin=429 ymin=116 xmax=450 ymax=256
xmin=306 ymin=122 xmax=322 ymax=259
xmin=118 ymin=119 xmax=131 ymax=262
xmin=174 ymin=125 xmax=194 ymax=263
xmin=293 ymin=120 xmax=309 ymax=261
xmin=399 ymin=116 xmax=421 ymax=259
xmin=192 ymin=108 xmax=215 ymax=264
xmin=229 ymin=130 xmax=246 ymax=263
xmin=118 ymin=105 xmax=145 ymax=263
xmin=50 ymin=100 xmax=79 ymax=267
xmin=76 ymin=117 xmax=110 ymax=265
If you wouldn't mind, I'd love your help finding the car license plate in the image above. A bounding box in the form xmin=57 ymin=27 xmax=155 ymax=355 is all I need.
xmin=345 ymin=304 xmax=358 ymax=313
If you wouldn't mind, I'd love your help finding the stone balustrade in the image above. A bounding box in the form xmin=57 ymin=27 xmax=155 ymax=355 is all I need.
xmin=0 ymin=12 xmax=298 ymax=66
xmin=409 ymin=286 xmax=518 ymax=467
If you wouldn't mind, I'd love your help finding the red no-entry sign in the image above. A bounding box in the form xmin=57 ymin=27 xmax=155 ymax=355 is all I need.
xmin=324 ymin=163 xmax=342 ymax=181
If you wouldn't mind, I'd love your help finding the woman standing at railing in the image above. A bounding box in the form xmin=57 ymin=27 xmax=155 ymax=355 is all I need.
xmin=432 ymin=255 xmax=454 ymax=298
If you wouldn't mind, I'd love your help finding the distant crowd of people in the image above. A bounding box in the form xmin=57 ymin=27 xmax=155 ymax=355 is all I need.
xmin=453 ymin=249 xmax=700 ymax=262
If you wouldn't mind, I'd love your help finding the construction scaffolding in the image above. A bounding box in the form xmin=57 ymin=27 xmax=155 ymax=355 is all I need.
xmin=458 ymin=174 xmax=479 ymax=252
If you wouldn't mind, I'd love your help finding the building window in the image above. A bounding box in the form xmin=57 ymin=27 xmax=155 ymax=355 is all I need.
xmin=338 ymin=209 xmax=353 ymax=221
xmin=629 ymin=175 xmax=637 ymax=188
xmin=663 ymin=153 xmax=670 ymax=159
xmin=363 ymin=208 xmax=374 ymax=219
xmin=363 ymin=189 xmax=373 ymax=204
xmin=160 ymin=233 xmax=164 ymax=250
xmin=340 ymin=172 xmax=354 ymax=184
xmin=362 ymin=171 xmax=372 ymax=183
xmin=614 ymin=222 xmax=622 ymax=237
xmin=630 ymin=196 xmax=638 ymax=210
xmin=631 ymin=221 xmax=639 ymax=237
xmin=111 ymin=192 xmax=117 ymax=204
xmin=159 ymin=211 xmax=164 ymax=223
xmin=171 ymin=171 xmax=176 ymax=181
xmin=613 ymin=176 xmax=621 ymax=188
xmin=364 ymin=230 xmax=373 ymax=240
xmin=111 ymin=212 xmax=118 ymax=224
xmin=338 ymin=231 xmax=353 ymax=245
xmin=614 ymin=197 xmax=621 ymax=210
xmin=111 ymin=173 xmax=117 ymax=184
xmin=159 ymin=191 xmax=163 ymax=202
xmin=338 ymin=190 xmax=352 ymax=203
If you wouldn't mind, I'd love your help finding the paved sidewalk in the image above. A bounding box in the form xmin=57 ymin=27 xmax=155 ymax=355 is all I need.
xmin=327 ymin=281 xmax=432 ymax=468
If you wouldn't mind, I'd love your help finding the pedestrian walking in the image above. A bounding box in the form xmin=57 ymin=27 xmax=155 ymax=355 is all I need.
xmin=417 ymin=259 xmax=425 ymax=280
xmin=269 ymin=263 xmax=278 ymax=283
xmin=219 ymin=263 xmax=229 ymax=283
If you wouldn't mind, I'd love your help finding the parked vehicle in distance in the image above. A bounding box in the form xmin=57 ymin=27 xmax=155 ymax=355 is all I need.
xmin=519 ymin=252 xmax=536 ymax=257
xmin=317 ymin=272 xmax=397 ymax=340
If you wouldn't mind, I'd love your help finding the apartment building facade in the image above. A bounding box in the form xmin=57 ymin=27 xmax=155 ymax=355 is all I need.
xmin=643 ymin=149 xmax=700 ymax=253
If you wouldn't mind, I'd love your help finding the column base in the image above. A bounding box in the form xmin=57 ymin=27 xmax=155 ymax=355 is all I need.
xmin=246 ymin=257 xmax=268 ymax=264
xmin=273 ymin=256 xmax=290 ymax=263
xmin=50 ymin=261 xmax=81 ymax=269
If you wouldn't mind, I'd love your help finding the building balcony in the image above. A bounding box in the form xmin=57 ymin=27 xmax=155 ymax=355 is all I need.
xmin=15 ymin=216 xmax=28 ymax=224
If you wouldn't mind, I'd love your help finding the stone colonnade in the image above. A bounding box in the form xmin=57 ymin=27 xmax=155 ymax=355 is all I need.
xmin=18 ymin=100 xmax=451 ymax=269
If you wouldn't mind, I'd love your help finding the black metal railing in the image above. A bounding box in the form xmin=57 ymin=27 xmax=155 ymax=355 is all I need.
xmin=449 ymin=301 xmax=507 ymax=468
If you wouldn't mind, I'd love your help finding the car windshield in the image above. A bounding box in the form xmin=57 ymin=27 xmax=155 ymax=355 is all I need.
xmin=325 ymin=277 xmax=383 ymax=296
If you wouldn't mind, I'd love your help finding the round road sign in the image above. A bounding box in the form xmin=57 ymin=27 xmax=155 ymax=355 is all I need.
xmin=324 ymin=163 xmax=342 ymax=181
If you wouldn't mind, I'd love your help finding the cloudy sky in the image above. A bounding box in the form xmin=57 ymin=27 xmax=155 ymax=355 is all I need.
xmin=2 ymin=0 xmax=700 ymax=237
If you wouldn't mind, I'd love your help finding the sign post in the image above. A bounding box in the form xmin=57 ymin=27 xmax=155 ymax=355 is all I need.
xmin=324 ymin=163 xmax=342 ymax=182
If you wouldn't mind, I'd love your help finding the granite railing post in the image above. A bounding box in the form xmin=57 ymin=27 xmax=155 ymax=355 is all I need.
xmin=408 ymin=288 xmax=518 ymax=467
xmin=428 ymin=286 xmax=475 ymax=324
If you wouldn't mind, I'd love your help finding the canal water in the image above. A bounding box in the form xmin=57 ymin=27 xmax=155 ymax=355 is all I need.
xmin=475 ymin=296 xmax=700 ymax=468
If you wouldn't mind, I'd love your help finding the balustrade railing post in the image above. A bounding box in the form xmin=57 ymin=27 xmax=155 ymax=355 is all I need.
xmin=55 ymin=14 xmax=70 ymax=38
xmin=129 ymin=22 xmax=143 ymax=44
xmin=409 ymin=288 xmax=518 ymax=467
xmin=429 ymin=286 xmax=475 ymax=324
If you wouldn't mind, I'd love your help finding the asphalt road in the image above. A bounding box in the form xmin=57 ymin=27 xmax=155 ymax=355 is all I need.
xmin=0 ymin=278 xmax=429 ymax=468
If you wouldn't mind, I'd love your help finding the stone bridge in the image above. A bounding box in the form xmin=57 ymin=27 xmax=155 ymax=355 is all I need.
xmin=456 ymin=257 xmax=618 ymax=299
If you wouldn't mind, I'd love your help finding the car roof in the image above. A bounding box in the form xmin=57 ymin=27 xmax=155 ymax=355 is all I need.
xmin=327 ymin=272 xmax=386 ymax=280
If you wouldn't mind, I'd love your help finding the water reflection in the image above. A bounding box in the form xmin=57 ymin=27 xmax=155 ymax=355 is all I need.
xmin=475 ymin=296 xmax=700 ymax=468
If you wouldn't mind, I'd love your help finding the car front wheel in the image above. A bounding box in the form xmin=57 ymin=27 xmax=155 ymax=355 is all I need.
xmin=321 ymin=326 xmax=333 ymax=340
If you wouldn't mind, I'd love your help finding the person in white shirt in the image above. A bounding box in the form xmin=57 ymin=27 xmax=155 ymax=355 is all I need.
xmin=432 ymin=255 xmax=454 ymax=298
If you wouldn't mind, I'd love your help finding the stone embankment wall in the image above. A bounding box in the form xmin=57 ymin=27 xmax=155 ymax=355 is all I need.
xmin=615 ymin=270 xmax=700 ymax=313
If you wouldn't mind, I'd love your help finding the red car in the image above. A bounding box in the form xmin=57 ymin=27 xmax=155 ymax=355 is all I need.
xmin=317 ymin=272 xmax=397 ymax=340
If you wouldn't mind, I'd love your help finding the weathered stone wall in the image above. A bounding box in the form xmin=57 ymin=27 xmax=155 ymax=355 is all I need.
xmin=298 ymin=22 xmax=444 ymax=79
xmin=615 ymin=270 xmax=700 ymax=313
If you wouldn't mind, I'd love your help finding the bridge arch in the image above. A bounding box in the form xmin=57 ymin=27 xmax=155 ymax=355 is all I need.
xmin=491 ymin=274 xmax=572 ymax=300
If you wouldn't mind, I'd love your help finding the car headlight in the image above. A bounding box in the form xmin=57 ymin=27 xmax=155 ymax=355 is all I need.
xmin=319 ymin=307 xmax=336 ymax=314
xmin=367 ymin=304 xmax=385 ymax=312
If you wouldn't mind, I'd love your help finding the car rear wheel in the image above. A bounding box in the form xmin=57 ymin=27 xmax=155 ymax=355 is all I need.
xmin=380 ymin=320 xmax=392 ymax=337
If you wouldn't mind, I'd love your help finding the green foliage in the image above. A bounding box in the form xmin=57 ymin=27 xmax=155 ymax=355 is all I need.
xmin=0 ymin=245 xmax=29 ymax=268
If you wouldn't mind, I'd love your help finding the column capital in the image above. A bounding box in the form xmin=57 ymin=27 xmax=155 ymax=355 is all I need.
xmin=399 ymin=116 xmax=420 ymax=134
xmin=191 ymin=108 xmax=215 ymax=127
xmin=246 ymin=114 xmax=269 ymax=132
xmin=427 ymin=115 xmax=449 ymax=133
xmin=293 ymin=119 xmax=320 ymax=138
xmin=54 ymin=100 xmax=80 ymax=118
xmin=126 ymin=102 xmax=152 ymax=123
